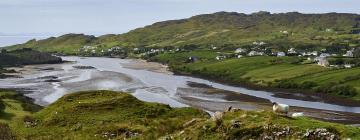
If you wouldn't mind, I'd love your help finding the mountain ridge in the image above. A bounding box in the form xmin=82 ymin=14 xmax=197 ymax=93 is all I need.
xmin=5 ymin=11 xmax=360 ymax=54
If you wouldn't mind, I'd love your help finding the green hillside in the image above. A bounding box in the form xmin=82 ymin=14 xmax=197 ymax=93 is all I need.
xmin=150 ymin=51 xmax=360 ymax=101
xmin=1 ymin=90 xmax=360 ymax=140
xmin=7 ymin=12 xmax=360 ymax=55
xmin=0 ymin=48 xmax=62 ymax=67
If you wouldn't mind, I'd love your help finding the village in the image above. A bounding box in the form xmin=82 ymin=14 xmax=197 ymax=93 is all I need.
xmin=78 ymin=39 xmax=360 ymax=69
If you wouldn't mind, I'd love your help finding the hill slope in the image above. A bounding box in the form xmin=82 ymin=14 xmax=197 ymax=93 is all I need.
xmin=1 ymin=90 xmax=360 ymax=139
xmin=7 ymin=12 xmax=360 ymax=54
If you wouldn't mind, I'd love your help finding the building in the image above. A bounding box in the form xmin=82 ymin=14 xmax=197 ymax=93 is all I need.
xmin=252 ymin=41 xmax=266 ymax=46
xmin=216 ymin=55 xmax=226 ymax=60
xmin=288 ymin=48 xmax=297 ymax=54
xmin=311 ymin=51 xmax=318 ymax=56
xmin=344 ymin=64 xmax=355 ymax=68
xmin=248 ymin=51 xmax=264 ymax=56
xmin=280 ymin=30 xmax=289 ymax=34
xmin=316 ymin=57 xmax=329 ymax=67
xmin=188 ymin=56 xmax=199 ymax=63
xmin=277 ymin=52 xmax=286 ymax=57
xmin=319 ymin=53 xmax=331 ymax=58
xmin=343 ymin=50 xmax=354 ymax=57
xmin=235 ymin=48 xmax=246 ymax=53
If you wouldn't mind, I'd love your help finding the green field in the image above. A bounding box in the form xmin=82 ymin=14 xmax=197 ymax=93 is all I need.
xmin=152 ymin=52 xmax=360 ymax=100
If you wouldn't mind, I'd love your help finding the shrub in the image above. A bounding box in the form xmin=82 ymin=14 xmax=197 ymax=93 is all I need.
xmin=299 ymin=81 xmax=318 ymax=89
xmin=316 ymin=83 xmax=358 ymax=97
xmin=0 ymin=123 xmax=15 ymax=140
xmin=331 ymin=85 xmax=357 ymax=97
xmin=274 ymin=80 xmax=299 ymax=89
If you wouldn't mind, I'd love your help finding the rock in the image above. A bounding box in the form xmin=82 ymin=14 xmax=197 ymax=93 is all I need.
xmin=70 ymin=123 xmax=82 ymax=131
xmin=303 ymin=128 xmax=339 ymax=140
xmin=226 ymin=106 xmax=232 ymax=112
xmin=72 ymin=65 xmax=95 ymax=69
xmin=231 ymin=120 xmax=241 ymax=129
xmin=125 ymin=131 xmax=139 ymax=138
xmin=23 ymin=116 xmax=37 ymax=128
xmin=212 ymin=111 xmax=224 ymax=126
xmin=225 ymin=106 xmax=242 ymax=112
xmin=183 ymin=119 xmax=197 ymax=127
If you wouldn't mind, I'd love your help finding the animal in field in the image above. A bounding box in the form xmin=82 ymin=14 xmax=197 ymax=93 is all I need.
xmin=272 ymin=102 xmax=289 ymax=115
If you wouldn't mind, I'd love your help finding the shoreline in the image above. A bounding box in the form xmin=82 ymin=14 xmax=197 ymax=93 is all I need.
xmin=170 ymin=70 xmax=360 ymax=107
xmin=179 ymin=82 xmax=360 ymax=125
xmin=2 ymin=56 xmax=360 ymax=125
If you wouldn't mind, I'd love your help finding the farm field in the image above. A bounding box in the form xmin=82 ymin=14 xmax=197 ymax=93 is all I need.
xmin=152 ymin=51 xmax=360 ymax=100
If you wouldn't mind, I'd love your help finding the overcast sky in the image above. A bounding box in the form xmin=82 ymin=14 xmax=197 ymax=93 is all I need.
xmin=1 ymin=0 xmax=360 ymax=35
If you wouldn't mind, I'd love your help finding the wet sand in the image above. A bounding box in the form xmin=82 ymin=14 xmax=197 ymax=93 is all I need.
xmin=121 ymin=59 xmax=173 ymax=75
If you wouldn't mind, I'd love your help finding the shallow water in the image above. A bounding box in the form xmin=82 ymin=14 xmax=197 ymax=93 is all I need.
xmin=1 ymin=56 xmax=360 ymax=114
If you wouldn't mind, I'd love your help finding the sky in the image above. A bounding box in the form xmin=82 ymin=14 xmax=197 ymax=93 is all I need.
xmin=0 ymin=0 xmax=360 ymax=35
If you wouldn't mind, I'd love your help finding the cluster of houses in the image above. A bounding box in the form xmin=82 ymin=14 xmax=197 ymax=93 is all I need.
xmin=79 ymin=45 xmax=128 ymax=58
xmin=79 ymin=45 xmax=98 ymax=54
xmin=79 ymin=43 xmax=358 ymax=68
xmin=219 ymin=43 xmax=358 ymax=68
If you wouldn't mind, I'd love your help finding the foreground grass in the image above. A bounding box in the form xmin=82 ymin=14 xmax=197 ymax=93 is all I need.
xmin=1 ymin=90 xmax=359 ymax=139
xmin=11 ymin=90 xmax=208 ymax=139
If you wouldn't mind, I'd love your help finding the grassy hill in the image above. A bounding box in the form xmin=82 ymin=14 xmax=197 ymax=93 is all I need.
xmin=0 ymin=48 xmax=63 ymax=78
xmin=0 ymin=48 xmax=62 ymax=67
xmin=150 ymin=51 xmax=360 ymax=101
xmin=6 ymin=12 xmax=360 ymax=55
xmin=1 ymin=90 xmax=360 ymax=139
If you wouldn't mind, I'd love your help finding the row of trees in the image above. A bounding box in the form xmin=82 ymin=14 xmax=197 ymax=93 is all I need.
xmin=273 ymin=80 xmax=358 ymax=97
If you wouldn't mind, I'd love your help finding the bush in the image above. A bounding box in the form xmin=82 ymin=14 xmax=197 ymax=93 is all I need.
xmin=331 ymin=85 xmax=357 ymax=97
xmin=0 ymin=100 xmax=5 ymax=114
xmin=299 ymin=81 xmax=318 ymax=89
xmin=274 ymin=80 xmax=299 ymax=89
xmin=316 ymin=83 xmax=358 ymax=97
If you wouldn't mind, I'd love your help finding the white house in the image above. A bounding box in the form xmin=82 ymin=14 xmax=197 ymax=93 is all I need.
xmin=288 ymin=48 xmax=297 ymax=54
xmin=248 ymin=51 xmax=264 ymax=56
xmin=311 ymin=51 xmax=318 ymax=56
xmin=315 ymin=57 xmax=329 ymax=67
xmin=343 ymin=50 xmax=354 ymax=57
xmin=319 ymin=53 xmax=331 ymax=58
xmin=235 ymin=48 xmax=246 ymax=53
xmin=277 ymin=52 xmax=286 ymax=57
xmin=216 ymin=55 xmax=226 ymax=60
xmin=252 ymin=41 xmax=266 ymax=46
xmin=280 ymin=30 xmax=289 ymax=34
xmin=325 ymin=28 xmax=333 ymax=32
xmin=344 ymin=64 xmax=355 ymax=68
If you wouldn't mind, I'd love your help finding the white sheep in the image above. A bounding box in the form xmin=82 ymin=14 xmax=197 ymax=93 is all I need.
xmin=272 ymin=102 xmax=289 ymax=115
xmin=291 ymin=112 xmax=304 ymax=118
